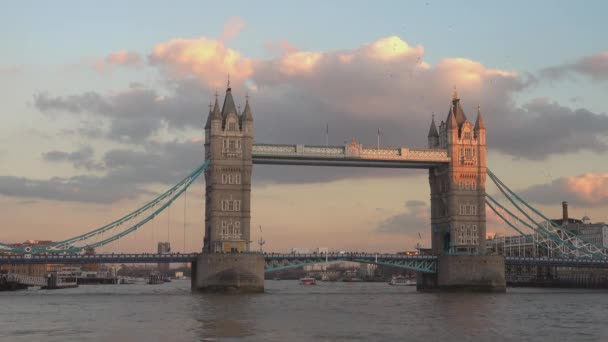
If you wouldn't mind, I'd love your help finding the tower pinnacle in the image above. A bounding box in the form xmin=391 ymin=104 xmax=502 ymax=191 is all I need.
xmin=475 ymin=104 xmax=485 ymax=131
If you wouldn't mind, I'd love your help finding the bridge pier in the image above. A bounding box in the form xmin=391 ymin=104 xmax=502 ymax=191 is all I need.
xmin=417 ymin=255 xmax=506 ymax=292
xmin=191 ymin=253 xmax=264 ymax=293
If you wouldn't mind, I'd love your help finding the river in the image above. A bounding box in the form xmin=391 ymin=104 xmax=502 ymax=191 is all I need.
xmin=1 ymin=280 xmax=607 ymax=341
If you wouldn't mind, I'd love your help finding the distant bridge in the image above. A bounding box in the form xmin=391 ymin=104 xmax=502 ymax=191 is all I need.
xmin=3 ymin=253 xmax=608 ymax=274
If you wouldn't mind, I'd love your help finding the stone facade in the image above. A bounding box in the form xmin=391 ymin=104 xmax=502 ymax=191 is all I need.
xmin=203 ymin=86 xmax=253 ymax=253
xmin=418 ymin=255 xmax=506 ymax=292
xmin=428 ymin=91 xmax=487 ymax=256
xmin=191 ymin=253 xmax=264 ymax=293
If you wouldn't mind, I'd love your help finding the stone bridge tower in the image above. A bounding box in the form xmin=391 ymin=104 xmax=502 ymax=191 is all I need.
xmin=203 ymin=85 xmax=253 ymax=253
xmin=423 ymin=91 xmax=505 ymax=291
xmin=428 ymin=91 xmax=486 ymax=255
xmin=193 ymin=85 xmax=263 ymax=293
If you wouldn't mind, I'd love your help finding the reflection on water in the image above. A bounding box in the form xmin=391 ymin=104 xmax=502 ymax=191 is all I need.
xmin=1 ymin=280 xmax=607 ymax=341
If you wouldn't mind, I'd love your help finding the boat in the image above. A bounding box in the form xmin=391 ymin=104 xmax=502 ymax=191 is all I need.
xmin=388 ymin=276 xmax=416 ymax=286
xmin=299 ymin=277 xmax=316 ymax=285
xmin=148 ymin=273 xmax=164 ymax=285
xmin=342 ymin=277 xmax=363 ymax=282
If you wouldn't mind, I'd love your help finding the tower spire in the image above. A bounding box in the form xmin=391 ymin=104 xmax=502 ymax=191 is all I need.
xmin=211 ymin=92 xmax=221 ymax=120
xmin=428 ymin=113 xmax=439 ymax=137
xmin=447 ymin=103 xmax=457 ymax=130
xmin=474 ymin=104 xmax=485 ymax=131
xmin=221 ymin=82 xmax=237 ymax=119
xmin=242 ymin=93 xmax=253 ymax=121
xmin=205 ymin=101 xmax=213 ymax=129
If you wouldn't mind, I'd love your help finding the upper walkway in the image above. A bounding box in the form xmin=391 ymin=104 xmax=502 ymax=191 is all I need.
xmin=252 ymin=143 xmax=450 ymax=168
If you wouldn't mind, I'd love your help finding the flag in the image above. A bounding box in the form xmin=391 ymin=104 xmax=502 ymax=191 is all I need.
xmin=326 ymin=123 xmax=329 ymax=134
xmin=418 ymin=232 xmax=422 ymax=239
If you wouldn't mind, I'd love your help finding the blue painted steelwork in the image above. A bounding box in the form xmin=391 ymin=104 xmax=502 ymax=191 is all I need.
xmin=505 ymin=257 xmax=608 ymax=268
xmin=487 ymin=169 xmax=608 ymax=259
xmin=2 ymin=253 xmax=608 ymax=270
xmin=0 ymin=253 xmax=199 ymax=265
xmin=263 ymin=253 xmax=437 ymax=273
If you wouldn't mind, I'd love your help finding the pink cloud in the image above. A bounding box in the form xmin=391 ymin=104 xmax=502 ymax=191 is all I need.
xmin=94 ymin=50 xmax=142 ymax=73
xmin=565 ymin=173 xmax=608 ymax=205
xmin=220 ymin=16 xmax=246 ymax=42
xmin=149 ymin=37 xmax=254 ymax=90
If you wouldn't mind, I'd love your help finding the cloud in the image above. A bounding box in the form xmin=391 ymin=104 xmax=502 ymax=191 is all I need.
xmin=377 ymin=200 xmax=429 ymax=234
xmin=32 ymin=35 xmax=608 ymax=187
xmin=0 ymin=140 xmax=205 ymax=204
xmin=94 ymin=50 xmax=142 ymax=73
xmin=149 ymin=37 xmax=253 ymax=89
xmin=518 ymin=173 xmax=608 ymax=206
xmin=0 ymin=65 xmax=21 ymax=76
xmin=42 ymin=145 xmax=104 ymax=171
xmin=540 ymin=52 xmax=608 ymax=81
xmin=220 ymin=16 xmax=246 ymax=42
xmin=490 ymin=98 xmax=608 ymax=159
xmin=34 ymin=81 xmax=208 ymax=143
xmin=0 ymin=174 xmax=152 ymax=204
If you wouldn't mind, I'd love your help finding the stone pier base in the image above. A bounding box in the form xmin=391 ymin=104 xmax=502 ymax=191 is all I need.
xmin=191 ymin=253 xmax=264 ymax=293
xmin=417 ymin=255 xmax=506 ymax=292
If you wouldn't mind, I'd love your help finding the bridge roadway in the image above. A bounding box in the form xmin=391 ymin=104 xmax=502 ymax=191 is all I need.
xmin=2 ymin=253 xmax=608 ymax=273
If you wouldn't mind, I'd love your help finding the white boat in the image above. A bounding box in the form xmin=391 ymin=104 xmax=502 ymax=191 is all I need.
xmin=388 ymin=276 xmax=416 ymax=286
xmin=299 ymin=277 xmax=316 ymax=285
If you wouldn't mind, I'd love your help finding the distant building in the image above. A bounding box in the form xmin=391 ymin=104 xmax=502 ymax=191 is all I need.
xmin=555 ymin=202 xmax=608 ymax=248
xmin=486 ymin=201 xmax=608 ymax=257
xmin=290 ymin=248 xmax=310 ymax=254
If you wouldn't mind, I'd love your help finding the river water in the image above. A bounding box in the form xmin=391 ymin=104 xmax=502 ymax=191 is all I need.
xmin=1 ymin=280 xmax=607 ymax=341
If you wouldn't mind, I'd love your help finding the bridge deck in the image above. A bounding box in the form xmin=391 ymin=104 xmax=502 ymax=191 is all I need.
xmin=252 ymin=144 xmax=449 ymax=168
xmin=2 ymin=253 xmax=608 ymax=271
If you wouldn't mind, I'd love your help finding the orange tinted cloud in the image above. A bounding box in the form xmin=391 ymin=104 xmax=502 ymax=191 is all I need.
xmin=150 ymin=37 xmax=254 ymax=89
xmin=565 ymin=173 xmax=608 ymax=204
xmin=220 ymin=16 xmax=246 ymax=42
xmin=94 ymin=50 xmax=142 ymax=73
xmin=363 ymin=36 xmax=424 ymax=60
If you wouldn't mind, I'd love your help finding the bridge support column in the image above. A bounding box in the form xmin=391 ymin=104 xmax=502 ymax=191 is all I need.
xmin=417 ymin=255 xmax=506 ymax=292
xmin=191 ymin=253 xmax=264 ymax=293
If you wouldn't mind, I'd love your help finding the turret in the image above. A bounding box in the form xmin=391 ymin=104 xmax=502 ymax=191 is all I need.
xmin=241 ymin=95 xmax=253 ymax=135
xmin=205 ymin=102 xmax=212 ymax=130
xmin=210 ymin=94 xmax=222 ymax=132
xmin=446 ymin=104 xmax=458 ymax=144
xmin=221 ymin=85 xmax=240 ymax=131
xmin=427 ymin=114 xmax=439 ymax=148
xmin=452 ymin=88 xmax=468 ymax=128
xmin=474 ymin=105 xmax=485 ymax=144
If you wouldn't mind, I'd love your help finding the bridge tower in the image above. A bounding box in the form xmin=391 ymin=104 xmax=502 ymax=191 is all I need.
xmin=203 ymin=85 xmax=253 ymax=253
xmin=423 ymin=90 xmax=505 ymax=291
xmin=192 ymin=84 xmax=264 ymax=293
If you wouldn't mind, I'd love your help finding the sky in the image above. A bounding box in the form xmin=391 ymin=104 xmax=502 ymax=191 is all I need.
xmin=1 ymin=1 xmax=607 ymax=253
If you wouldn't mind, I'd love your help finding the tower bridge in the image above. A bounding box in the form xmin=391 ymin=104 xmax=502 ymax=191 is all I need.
xmin=195 ymin=85 xmax=499 ymax=292
xmin=3 ymin=85 xmax=608 ymax=292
